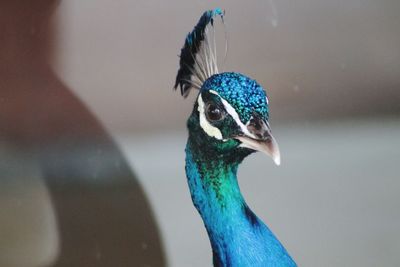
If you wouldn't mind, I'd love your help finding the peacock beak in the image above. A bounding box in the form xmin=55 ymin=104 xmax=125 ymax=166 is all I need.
xmin=234 ymin=118 xmax=281 ymax=166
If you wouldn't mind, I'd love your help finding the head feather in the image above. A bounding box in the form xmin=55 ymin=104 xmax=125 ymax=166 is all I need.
xmin=174 ymin=8 xmax=224 ymax=97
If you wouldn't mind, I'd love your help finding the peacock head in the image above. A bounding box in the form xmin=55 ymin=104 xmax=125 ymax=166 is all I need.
xmin=186 ymin=72 xmax=280 ymax=165
xmin=175 ymin=9 xmax=280 ymax=165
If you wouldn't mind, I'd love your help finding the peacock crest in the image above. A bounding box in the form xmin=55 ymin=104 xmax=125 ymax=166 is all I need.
xmin=174 ymin=8 xmax=225 ymax=97
xmin=173 ymin=9 xmax=296 ymax=267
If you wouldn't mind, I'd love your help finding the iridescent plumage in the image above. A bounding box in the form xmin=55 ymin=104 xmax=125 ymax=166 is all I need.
xmin=174 ymin=9 xmax=296 ymax=267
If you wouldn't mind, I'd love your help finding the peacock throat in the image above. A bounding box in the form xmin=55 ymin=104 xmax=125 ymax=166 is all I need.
xmin=174 ymin=9 xmax=297 ymax=267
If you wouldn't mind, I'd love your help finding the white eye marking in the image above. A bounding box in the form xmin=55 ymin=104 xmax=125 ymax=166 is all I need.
xmin=209 ymin=90 xmax=219 ymax=95
xmin=208 ymin=90 xmax=258 ymax=139
xmin=197 ymin=94 xmax=223 ymax=140
xmin=266 ymin=96 xmax=269 ymax=105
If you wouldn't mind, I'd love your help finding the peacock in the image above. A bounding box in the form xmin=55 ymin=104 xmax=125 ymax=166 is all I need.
xmin=173 ymin=9 xmax=297 ymax=267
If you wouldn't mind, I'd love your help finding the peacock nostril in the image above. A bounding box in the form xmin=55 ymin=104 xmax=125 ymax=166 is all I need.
xmin=255 ymin=129 xmax=271 ymax=141
xmin=254 ymin=121 xmax=261 ymax=130
xmin=247 ymin=115 xmax=272 ymax=140
xmin=261 ymin=132 xmax=269 ymax=140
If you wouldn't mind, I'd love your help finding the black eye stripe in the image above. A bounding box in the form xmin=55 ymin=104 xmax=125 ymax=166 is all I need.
xmin=201 ymin=92 xmax=226 ymax=111
xmin=206 ymin=102 xmax=225 ymax=112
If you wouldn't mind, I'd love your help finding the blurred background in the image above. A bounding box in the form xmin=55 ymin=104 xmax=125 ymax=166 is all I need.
xmin=1 ymin=0 xmax=399 ymax=266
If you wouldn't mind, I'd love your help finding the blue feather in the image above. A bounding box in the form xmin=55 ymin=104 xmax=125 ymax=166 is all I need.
xmin=175 ymin=9 xmax=297 ymax=267
xmin=185 ymin=145 xmax=296 ymax=267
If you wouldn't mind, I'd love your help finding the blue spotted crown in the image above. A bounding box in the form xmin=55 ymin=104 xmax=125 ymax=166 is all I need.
xmin=202 ymin=72 xmax=269 ymax=123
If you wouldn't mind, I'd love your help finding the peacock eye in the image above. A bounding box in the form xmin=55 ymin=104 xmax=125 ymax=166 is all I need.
xmin=206 ymin=103 xmax=225 ymax=121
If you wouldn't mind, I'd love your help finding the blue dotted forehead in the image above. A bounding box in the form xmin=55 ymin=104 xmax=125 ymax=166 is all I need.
xmin=201 ymin=72 xmax=269 ymax=122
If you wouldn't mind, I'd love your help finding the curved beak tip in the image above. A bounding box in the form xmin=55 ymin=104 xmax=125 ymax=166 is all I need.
xmin=273 ymin=153 xmax=281 ymax=166
xmin=235 ymin=135 xmax=281 ymax=166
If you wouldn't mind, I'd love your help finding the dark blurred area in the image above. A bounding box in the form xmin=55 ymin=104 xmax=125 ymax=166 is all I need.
xmin=0 ymin=1 xmax=166 ymax=266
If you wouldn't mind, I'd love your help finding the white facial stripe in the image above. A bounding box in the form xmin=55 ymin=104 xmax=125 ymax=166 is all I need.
xmin=209 ymin=90 xmax=258 ymax=139
xmin=197 ymin=94 xmax=223 ymax=140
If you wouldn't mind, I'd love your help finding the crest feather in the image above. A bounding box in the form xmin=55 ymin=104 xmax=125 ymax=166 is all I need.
xmin=174 ymin=8 xmax=224 ymax=97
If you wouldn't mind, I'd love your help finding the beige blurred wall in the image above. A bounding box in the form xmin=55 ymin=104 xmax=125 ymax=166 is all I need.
xmin=52 ymin=0 xmax=400 ymax=133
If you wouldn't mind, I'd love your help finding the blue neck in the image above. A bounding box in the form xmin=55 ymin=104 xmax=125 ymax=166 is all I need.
xmin=185 ymin=141 xmax=296 ymax=267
